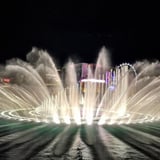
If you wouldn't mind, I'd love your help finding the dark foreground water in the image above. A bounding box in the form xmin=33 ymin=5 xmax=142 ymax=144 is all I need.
xmin=0 ymin=119 xmax=160 ymax=160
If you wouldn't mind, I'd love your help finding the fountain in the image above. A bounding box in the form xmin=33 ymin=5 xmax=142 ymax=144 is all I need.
xmin=0 ymin=47 xmax=160 ymax=126
xmin=1 ymin=47 xmax=160 ymax=159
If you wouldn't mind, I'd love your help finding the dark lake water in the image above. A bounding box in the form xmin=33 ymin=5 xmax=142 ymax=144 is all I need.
xmin=0 ymin=118 xmax=160 ymax=160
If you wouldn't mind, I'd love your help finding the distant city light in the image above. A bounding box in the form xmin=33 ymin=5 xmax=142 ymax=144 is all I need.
xmin=108 ymin=85 xmax=115 ymax=91
xmin=81 ymin=79 xmax=106 ymax=83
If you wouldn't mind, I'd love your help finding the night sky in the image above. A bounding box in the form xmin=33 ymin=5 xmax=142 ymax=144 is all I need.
xmin=0 ymin=2 xmax=160 ymax=66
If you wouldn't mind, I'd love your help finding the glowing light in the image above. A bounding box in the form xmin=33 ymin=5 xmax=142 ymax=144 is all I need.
xmin=98 ymin=118 xmax=106 ymax=125
xmin=64 ymin=116 xmax=71 ymax=124
xmin=1 ymin=78 xmax=11 ymax=83
xmin=53 ymin=117 xmax=60 ymax=124
xmin=81 ymin=79 xmax=105 ymax=83
xmin=108 ymin=85 xmax=115 ymax=91
xmin=86 ymin=115 xmax=93 ymax=125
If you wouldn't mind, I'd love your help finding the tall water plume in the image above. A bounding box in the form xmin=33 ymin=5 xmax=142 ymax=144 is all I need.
xmin=0 ymin=47 xmax=160 ymax=125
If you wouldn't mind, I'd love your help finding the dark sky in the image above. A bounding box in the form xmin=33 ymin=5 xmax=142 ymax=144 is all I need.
xmin=0 ymin=1 xmax=160 ymax=66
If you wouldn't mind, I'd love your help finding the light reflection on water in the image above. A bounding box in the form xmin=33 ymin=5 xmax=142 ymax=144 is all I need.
xmin=0 ymin=118 xmax=160 ymax=160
